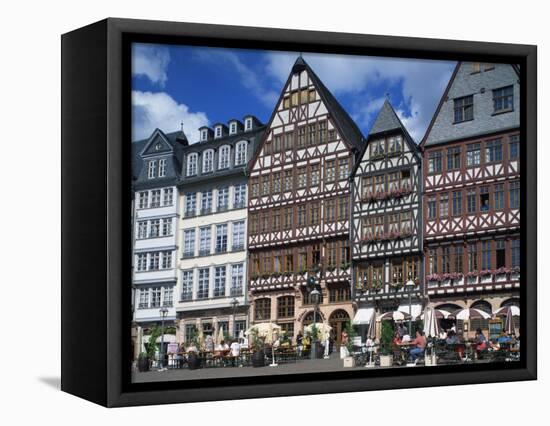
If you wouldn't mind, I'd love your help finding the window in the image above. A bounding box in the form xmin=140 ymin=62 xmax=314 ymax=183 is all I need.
xmin=374 ymin=175 xmax=385 ymax=193
xmin=328 ymin=129 xmax=336 ymax=141
xmin=149 ymin=219 xmax=160 ymax=238
xmin=428 ymin=151 xmax=442 ymax=173
xmin=245 ymin=117 xmax=252 ymax=131
xmin=163 ymin=287 xmax=173 ymax=307
xmin=151 ymin=287 xmax=162 ymax=308
xmin=255 ymin=298 xmax=271 ymax=321
xmin=202 ymin=149 xmax=214 ymax=173
xmin=297 ymin=205 xmax=306 ymax=226
xmin=454 ymin=245 xmax=463 ymax=272
xmin=185 ymin=193 xmax=196 ymax=216
xmin=471 ymin=62 xmax=481 ymax=73
xmin=442 ymin=247 xmax=451 ymax=273
xmin=427 ymin=250 xmax=437 ymax=274
xmin=494 ymin=184 xmax=504 ymax=210
xmin=183 ymin=230 xmax=195 ymax=257
xmin=232 ymin=221 xmax=245 ymax=250
xmin=338 ymin=158 xmax=349 ymax=180
xmin=163 ymin=188 xmax=173 ymax=206
xmin=150 ymin=190 xmax=161 ymax=208
xmin=452 ymin=191 xmax=462 ymax=216
xmin=216 ymin=224 xmax=228 ymax=253
xmin=338 ymin=196 xmax=349 ymax=220
xmin=284 ymin=249 xmax=293 ymax=272
xmin=234 ymin=183 xmax=247 ymax=208
xmin=511 ymin=239 xmax=520 ymax=268
xmin=309 ymin=89 xmax=316 ymax=102
xmin=137 ymin=221 xmax=147 ymax=239
xmin=387 ymin=172 xmax=399 ymax=192
xmin=218 ymin=145 xmax=230 ymax=169
xmin=147 ymin=160 xmax=157 ymax=179
xmin=215 ymin=126 xmax=222 ymax=138
xmin=467 ymin=189 xmax=477 ymax=213
xmin=277 ymin=296 xmax=295 ymax=318
xmin=493 ymin=85 xmax=514 ymax=112
xmin=283 ymin=96 xmax=290 ymax=109
xmin=297 ymin=167 xmax=307 ymax=189
xmin=361 ymin=176 xmax=373 ymax=198
xmin=308 ymin=124 xmax=316 ymax=146
xmin=284 ymin=132 xmax=293 ymax=150
xmin=199 ymin=227 xmax=211 ymax=256
xmin=481 ymin=241 xmax=491 ymax=270
xmin=427 ymin=196 xmax=436 ymax=220
xmin=388 ymin=135 xmax=402 ymax=154
xmin=197 ymin=268 xmax=210 ymax=299
xmin=161 ymin=251 xmax=172 ymax=269
xmin=186 ymin=153 xmax=198 ymax=176
xmin=138 ymin=288 xmax=149 ymax=308
xmin=229 ymin=122 xmax=237 ymax=134
xmin=310 ymin=202 xmax=320 ymax=225
xmin=231 ymin=264 xmax=244 ymax=296
xmin=272 ymin=172 xmax=281 ymax=193
xmin=300 ymin=89 xmax=309 ymax=104
xmin=466 ymin=143 xmax=481 ymax=166
xmin=200 ymin=129 xmax=208 ymax=141
xmin=447 ymin=146 xmax=461 ymax=170
xmin=158 ymin=159 xmax=166 ymax=177
xmin=496 ymin=240 xmax=506 ymax=268
xmin=138 ymin=191 xmax=148 ymax=209
xmin=284 ymin=170 xmax=293 ymax=191
xmin=480 ymin=186 xmax=490 ymax=212
xmin=325 ymin=160 xmax=336 ymax=183
xmin=439 ymin=193 xmax=449 ymax=217
xmin=325 ymin=198 xmax=336 ymax=222
xmin=214 ymin=266 xmax=226 ymax=297
xmin=374 ymin=216 xmax=384 ymax=237
xmin=235 ymin=141 xmax=247 ymax=165
xmin=510 ymin=181 xmax=520 ymax=209
xmin=260 ymin=212 xmax=269 ymax=233
xmin=485 ymin=139 xmax=502 ymax=163
xmin=509 ymin=135 xmax=519 ymax=160
xmin=370 ymin=139 xmax=385 ymax=157
xmin=318 ymin=121 xmax=327 ymax=143
xmin=400 ymin=211 xmax=411 ymax=233
xmin=201 ymin=190 xmax=212 ymax=214
xmin=217 ymin=187 xmax=229 ymax=211
xmin=297 ymin=127 xmax=306 ymax=148
xmin=327 ymin=241 xmax=337 ymax=266
xmin=149 ymin=252 xmax=160 ymax=270
xmin=161 ymin=218 xmax=172 ymax=236
xmin=310 ymin=164 xmax=320 ymax=186
xmin=181 ymin=270 xmax=193 ymax=300
xmin=284 ymin=207 xmax=293 ymax=229
xmin=454 ymin=95 xmax=474 ymax=123
xmin=361 ymin=217 xmax=372 ymax=239
xmin=272 ymin=209 xmax=281 ymax=231
xmin=136 ymin=253 xmax=147 ymax=271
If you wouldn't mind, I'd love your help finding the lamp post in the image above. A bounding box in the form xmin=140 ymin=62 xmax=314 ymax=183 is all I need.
xmin=231 ymin=297 xmax=239 ymax=340
xmin=159 ymin=306 xmax=168 ymax=370
xmin=405 ymin=279 xmax=415 ymax=335
xmin=310 ymin=288 xmax=321 ymax=360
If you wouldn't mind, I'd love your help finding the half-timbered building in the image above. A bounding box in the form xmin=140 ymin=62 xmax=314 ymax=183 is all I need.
xmin=421 ymin=62 xmax=520 ymax=332
xmin=350 ymin=100 xmax=423 ymax=330
xmin=247 ymin=57 xmax=364 ymax=346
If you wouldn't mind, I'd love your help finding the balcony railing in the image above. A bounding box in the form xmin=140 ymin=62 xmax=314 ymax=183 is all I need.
xmin=230 ymin=286 xmax=243 ymax=297
xmin=180 ymin=291 xmax=193 ymax=301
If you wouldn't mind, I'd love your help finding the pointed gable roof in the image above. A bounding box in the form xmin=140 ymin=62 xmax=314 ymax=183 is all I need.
xmin=299 ymin=58 xmax=365 ymax=151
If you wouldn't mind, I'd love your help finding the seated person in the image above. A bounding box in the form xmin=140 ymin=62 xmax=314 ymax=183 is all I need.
xmin=407 ymin=331 xmax=427 ymax=362
xmin=445 ymin=330 xmax=459 ymax=345
xmin=186 ymin=343 xmax=198 ymax=353
xmin=474 ymin=328 xmax=488 ymax=352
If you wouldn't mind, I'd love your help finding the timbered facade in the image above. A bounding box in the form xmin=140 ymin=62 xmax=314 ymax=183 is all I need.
xmin=421 ymin=62 xmax=520 ymax=325
xmin=350 ymin=100 xmax=423 ymax=325
xmin=247 ymin=57 xmax=364 ymax=344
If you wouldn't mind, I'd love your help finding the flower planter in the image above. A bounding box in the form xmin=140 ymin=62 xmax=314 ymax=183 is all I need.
xmin=343 ymin=356 xmax=355 ymax=368
xmin=138 ymin=357 xmax=150 ymax=372
xmin=187 ymin=352 xmax=202 ymax=370
xmin=424 ymin=353 xmax=437 ymax=366
xmin=251 ymin=350 xmax=265 ymax=368
xmin=379 ymin=354 xmax=393 ymax=367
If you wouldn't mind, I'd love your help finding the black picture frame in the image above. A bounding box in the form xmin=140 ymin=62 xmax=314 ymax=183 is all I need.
xmin=61 ymin=17 xmax=537 ymax=407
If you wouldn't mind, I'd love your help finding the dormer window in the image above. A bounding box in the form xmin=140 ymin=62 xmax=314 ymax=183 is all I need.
xmin=203 ymin=149 xmax=214 ymax=173
xmin=158 ymin=159 xmax=167 ymax=177
xmin=147 ymin=160 xmax=157 ymax=179
xmin=229 ymin=122 xmax=237 ymax=135
xmin=235 ymin=140 xmax=247 ymax=166
xmin=200 ymin=129 xmax=208 ymax=141
xmin=187 ymin=153 xmax=198 ymax=176
xmin=219 ymin=145 xmax=230 ymax=169
xmin=244 ymin=118 xmax=252 ymax=131
xmin=215 ymin=126 xmax=222 ymax=138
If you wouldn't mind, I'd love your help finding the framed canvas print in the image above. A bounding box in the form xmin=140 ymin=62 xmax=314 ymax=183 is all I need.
xmin=61 ymin=18 xmax=537 ymax=407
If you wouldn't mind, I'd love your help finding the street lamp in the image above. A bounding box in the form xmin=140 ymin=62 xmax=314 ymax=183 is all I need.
xmin=405 ymin=279 xmax=416 ymax=335
xmin=309 ymin=288 xmax=321 ymax=360
xmin=231 ymin=297 xmax=239 ymax=339
xmin=158 ymin=306 xmax=169 ymax=370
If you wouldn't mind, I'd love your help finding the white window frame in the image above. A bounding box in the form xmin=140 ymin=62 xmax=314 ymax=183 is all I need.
xmin=137 ymin=253 xmax=147 ymax=271
xmin=158 ymin=158 xmax=167 ymax=177
xmin=137 ymin=221 xmax=148 ymax=239
xmin=138 ymin=191 xmax=148 ymax=209
xmin=183 ymin=229 xmax=196 ymax=256
xmin=214 ymin=266 xmax=226 ymax=297
xmin=147 ymin=160 xmax=157 ymax=179
xmin=149 ymin=219 xmax=160 ymax=237
xmin=139 ymin=288 xmax=150 ymax=308
xmin=218 ymin=145 xmax=230 ymax=169
xmin=163 ymin=188 xmax=173 ymax=206
xmin=217 ymin=187 xmax=229 ymax=210
xmin=215 ymin=126 xmax=222 ymax=138
xmin=202 ymin=149 xmax=214 ymax=173
xmin=229 ymin=122 xmax=237 ymax=135
xmin=231 ymin=263 xmax=244 ymax=293
xmin=232 ymin=221 xmax=245 ymax=250
xmin=245 ymin=117 xmax=252 ymax=131
xmin=234 ymin=184 xmax=246 ymax=208
xmin=201 ymin=129 xmax=208 ymax=141
xmin=181 ymin=270 xmax=194 ymax=299
xmin=199 ymin=226 xmax=211 ymax=255
xmin=235 ymin=140 xmax=247 ymax=165
xmin=185 ymin=193 xmax=196 ymax=216
xmin=150 ymin=190 xmax=161 ymax=208
xmin=161 ymin=251 xmax=172 ymax=269
xmin=161 ymin=218 xmax=172 ymax=236
xmin=187 ymin=153 xmax=198 ymax=176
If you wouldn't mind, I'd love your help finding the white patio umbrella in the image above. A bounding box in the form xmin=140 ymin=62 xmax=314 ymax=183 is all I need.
xmin=366 ymin=310 xmax=377 ymax=339
xmin=304 ymin=322 xmax=332 ymax=339
xmin=215 ymin=325 xmax=224 ymax=345
xmin=378 ymin=310 xmax=411 ymax=321
xmin=494 ymin=305 xmax=520 ymax=317
xmin=504 ymin=309 xmax=515 ymax=334
xmin=245 ymin=322 xmax=281 ymax=338
xmin=451 ymin=308 xmax=491 ymax=321
xmin=423 ymin=306 xmax=440 ymax=338
xmin=420 ymin=309 xmax=451 ymax=320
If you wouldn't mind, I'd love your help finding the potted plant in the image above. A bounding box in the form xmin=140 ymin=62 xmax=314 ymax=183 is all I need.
xmin=343 ymin=321 xmax=357 ymax=367
xmin=137 ymin=352 xmax=150 ymax=372
xmin=379 ymin=321 xmax=394 ymax=367
xmin=249 ymin=328 xmax=265 ymax=368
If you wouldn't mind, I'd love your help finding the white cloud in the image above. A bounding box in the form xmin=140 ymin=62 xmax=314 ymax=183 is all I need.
xmin=132 ymin=44 xmax=171 ymax=86
xmin=193 ymin=49 xmax=279 ymax=108
xmin=265 ymin=52 xmax=454 ymax=142
xmin=132 ymin=91 xmax=209 ymax=142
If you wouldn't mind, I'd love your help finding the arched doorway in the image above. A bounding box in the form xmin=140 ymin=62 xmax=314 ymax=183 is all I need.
xmin=329 ymin=309 xmax=350 ymax=349
xmin=436 ymin=303 xmax=463 ymax=332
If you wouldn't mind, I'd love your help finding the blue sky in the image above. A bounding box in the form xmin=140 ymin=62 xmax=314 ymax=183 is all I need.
xmin=132 ymin=43 xmax=456 ymax=143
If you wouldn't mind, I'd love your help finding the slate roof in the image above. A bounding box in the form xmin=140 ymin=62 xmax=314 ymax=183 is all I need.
xmin=295 ymin=57 xmax=365 ymax=151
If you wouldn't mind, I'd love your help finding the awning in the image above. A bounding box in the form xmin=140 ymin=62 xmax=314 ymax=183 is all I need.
xmin=353 ymin=308 xmax=375 ymax=325
xmin=397 ymin=304 xmax=422 ymax=320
